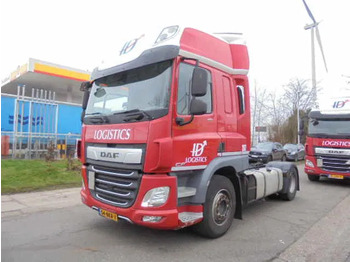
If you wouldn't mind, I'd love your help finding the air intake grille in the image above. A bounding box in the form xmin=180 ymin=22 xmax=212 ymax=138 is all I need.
xmin=317 ymin=155 xmax=350 ymax=173
xmin=89 ymin=165 xmax=141 ymax=207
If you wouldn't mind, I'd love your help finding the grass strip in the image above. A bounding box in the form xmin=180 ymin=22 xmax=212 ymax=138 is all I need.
xmin=1 ymin=159 xmax=81 ymax=194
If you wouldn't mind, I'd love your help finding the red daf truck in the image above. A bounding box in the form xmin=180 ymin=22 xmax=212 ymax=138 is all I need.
xmin=78 ymin=26 xmax=299 ymax=238
xmin=304 ymin=96 xmax=350 ymax=181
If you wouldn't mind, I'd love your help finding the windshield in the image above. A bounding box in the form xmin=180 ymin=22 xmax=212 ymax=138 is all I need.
xmin=283 ymin=144 xmax=297 ymax=150
xmin=85 ymin=60 xmax=173 ymax=123
xmin=308 ymin=119 xmax=350 ymax=138
xmin=255 ymin=142 xmax=273 ymax=151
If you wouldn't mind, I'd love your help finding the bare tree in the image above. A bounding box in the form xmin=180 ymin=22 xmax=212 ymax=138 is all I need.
xmin=283 ymin=78 xmax=319 ymax=114
xmin=251 ymin=82 xmax=270 ymax=145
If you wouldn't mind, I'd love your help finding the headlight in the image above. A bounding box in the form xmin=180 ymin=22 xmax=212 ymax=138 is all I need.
xmin=141 ymin=187 xmax=170 ymax=207
xmin=306 ymin=159 xmax=315 ymax=167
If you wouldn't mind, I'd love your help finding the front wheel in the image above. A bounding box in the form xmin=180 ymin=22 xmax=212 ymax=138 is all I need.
xmin=192 ymin=175 xmax=236 ymax=238
xmin=281 ymin=155 xmax=286 ymax=161
xmin=265 ymin=155 xmax=273 ymax=163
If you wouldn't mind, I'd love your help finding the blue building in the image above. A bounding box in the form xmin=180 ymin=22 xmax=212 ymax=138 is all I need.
xmin=1 ymin=58 xmax=90 ymax=158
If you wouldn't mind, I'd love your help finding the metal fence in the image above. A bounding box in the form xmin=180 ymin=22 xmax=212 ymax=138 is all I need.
xmin=1 ymin=131 xmax=80 ymax=159
xmin=1 ymin=85 xmax=81 ymax=159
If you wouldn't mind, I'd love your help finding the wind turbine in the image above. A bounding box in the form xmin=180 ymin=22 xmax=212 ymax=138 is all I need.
xmin=302 ymin=0 xmax=328 ymax=101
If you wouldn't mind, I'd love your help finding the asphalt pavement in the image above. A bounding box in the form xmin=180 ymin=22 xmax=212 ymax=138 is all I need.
xmin=2 ymin=164 xmax=350 ymax=262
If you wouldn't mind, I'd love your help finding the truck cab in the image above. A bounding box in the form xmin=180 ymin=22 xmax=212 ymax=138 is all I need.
xmin=304 ymin=96 xmax=350 ymax=181
xmin=79 ymin=26 xmax=299 ymax=238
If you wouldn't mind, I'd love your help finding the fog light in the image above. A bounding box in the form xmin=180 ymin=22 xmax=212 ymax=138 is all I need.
xmin=142 ymin=216 xmax=163 ymax=223
xmin=141 ymin=186 xmax=170 ymax=207
xmin=306 ymin=159 xmax=315 ymax=167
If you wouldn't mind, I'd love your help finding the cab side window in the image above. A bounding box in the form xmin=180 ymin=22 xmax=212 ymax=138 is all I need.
xmin=177 ymin=63 xmax=212 ymax=115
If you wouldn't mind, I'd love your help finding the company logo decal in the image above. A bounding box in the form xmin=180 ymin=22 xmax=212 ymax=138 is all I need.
xmin=94 ymin=129 xmax=131 ymax=140
xmin=333 ymin=99 xmax=350 ymax=108
xmin=120 ymin=34 xmax=145 ymax=56
xmin=191 ymin=140 xmax=207 ymax=157
xmin=176 ymin=141 xmax=208 ymax=166
xmin=322 ymin=140 xmax=350 ymax=147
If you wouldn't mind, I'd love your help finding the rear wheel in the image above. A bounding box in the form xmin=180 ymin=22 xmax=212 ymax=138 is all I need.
xmin=307 ymin=174 xmax=320 ymax=181
xmin=192 ymin=175 xmax=236 ymax=238
xmin=280 ymin=167 xmax=297 ymax=201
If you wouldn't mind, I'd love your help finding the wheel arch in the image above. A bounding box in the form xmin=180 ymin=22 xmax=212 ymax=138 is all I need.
xmin=190 ymin=156 xmax=247 ymax=219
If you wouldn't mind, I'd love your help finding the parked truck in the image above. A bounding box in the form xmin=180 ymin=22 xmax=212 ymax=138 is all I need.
xmin=78 ymin=26 xmax=299 ymax=238
xmin=304 ymin=95 xmax=350 ymax=181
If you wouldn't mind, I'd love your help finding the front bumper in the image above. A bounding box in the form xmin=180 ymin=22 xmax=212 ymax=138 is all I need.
xmin=80 ymin=166 xmax=203 ymax=229
xmin=304 ymin=156 xmax=350 ymax=179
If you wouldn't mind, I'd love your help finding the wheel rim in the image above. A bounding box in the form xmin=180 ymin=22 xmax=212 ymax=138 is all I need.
xmin=289 ymin=173 xmax=296 ymax=193
xmin=212 ymin=189 xmax=231 ymax=226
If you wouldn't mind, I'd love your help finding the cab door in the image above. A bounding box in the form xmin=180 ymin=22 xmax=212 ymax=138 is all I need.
xmin=171 ymin=61 xmax=221 ymax=172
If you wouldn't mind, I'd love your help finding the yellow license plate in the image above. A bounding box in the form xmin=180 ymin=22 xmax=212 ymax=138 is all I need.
xmin=329 ymin=174 xmax=344 ymax=179
xmin=99 ymin=209 xmax=118 ymax=222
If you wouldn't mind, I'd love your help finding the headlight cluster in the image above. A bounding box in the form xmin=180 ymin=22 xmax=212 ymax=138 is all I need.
xmin=141 ymin=187 xmax=170 ymax=207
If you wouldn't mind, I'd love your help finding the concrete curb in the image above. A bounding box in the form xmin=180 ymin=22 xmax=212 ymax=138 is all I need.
xmin=273 ymin=194 xmax=350 ymax=262
xmin=1 ymin=187 xmax=81 ymax=218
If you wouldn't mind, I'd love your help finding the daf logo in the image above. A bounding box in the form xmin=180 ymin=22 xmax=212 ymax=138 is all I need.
xmin=100 ymin=152 xmax=120 ymax=159
xmin=328 ymin=150 xmax=343 ymax=154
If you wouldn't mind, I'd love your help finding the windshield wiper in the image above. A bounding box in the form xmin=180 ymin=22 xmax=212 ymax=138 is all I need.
xmin=114 ymin=109 xmax=153 ymax=121
xmin=85 ymin=112 xmax=103 ymax=116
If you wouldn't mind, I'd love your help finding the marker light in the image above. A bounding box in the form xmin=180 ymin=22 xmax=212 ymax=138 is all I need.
xmin=154 ymin=26 xmax=179 ymax=45
xmin=141 ymin=187 xmax=170 ymax=207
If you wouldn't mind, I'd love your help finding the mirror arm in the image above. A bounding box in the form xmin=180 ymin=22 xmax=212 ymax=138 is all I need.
xmin=175 ymin=115 xmax=194 ymax=126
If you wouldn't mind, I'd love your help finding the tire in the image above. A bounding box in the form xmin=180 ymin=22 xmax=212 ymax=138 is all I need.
xmin=281 ymin=155 xmax=286 ymax=161
xmin=307 ymin=174 xmax=320 ymax=181
xmin=265 ymin=155 xmax=273 ymax=163
xmin=192 ymin=175 xmax=236 ymax=238
xmin=280 ymin=167 xmax=297 ymax=201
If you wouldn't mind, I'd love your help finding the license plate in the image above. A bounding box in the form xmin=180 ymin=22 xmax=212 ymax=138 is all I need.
xmin=328 ymin=174 xmax=344 ymax=180
xmin=99 ymin=209 xmax=118 ymax=222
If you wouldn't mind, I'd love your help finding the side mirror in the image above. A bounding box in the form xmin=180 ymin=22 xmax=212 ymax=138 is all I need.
xmin=190 ymin=98 xmax=207 ymax=115
xmin=191 ymin=68 xmax=208 ymax=97
xmin=80 ymin=81 xmax=92 ymax=91
xmin=82 ymin=90 xmax=90 ymax=110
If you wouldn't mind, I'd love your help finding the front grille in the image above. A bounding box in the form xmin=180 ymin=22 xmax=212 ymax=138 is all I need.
xmin=250 ymin=151 xmax=262 ymax=156
xmin=89 ymin=165 xmax=141 ymax=207
xmin=317 ymin=154 xmax=350 ymax=173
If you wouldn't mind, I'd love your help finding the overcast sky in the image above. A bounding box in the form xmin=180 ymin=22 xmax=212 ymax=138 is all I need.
xmin=1 ymin=0 xmax=350 ymax=95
